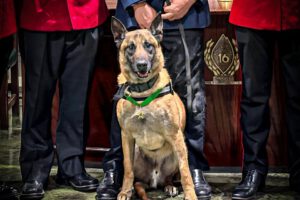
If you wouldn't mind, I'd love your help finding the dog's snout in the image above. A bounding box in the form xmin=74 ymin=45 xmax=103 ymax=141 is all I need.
xmin=136 ymin=61 xmax=148 ymax=71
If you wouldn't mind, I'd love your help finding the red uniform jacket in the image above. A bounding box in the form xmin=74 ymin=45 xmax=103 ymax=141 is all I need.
xmin=229 ymin=0 xmax=300 ymax=31
xmin=20 ymin=0 xmax=109 ymax=31
xmin=0 ymin=0 xmax=17 ymax=38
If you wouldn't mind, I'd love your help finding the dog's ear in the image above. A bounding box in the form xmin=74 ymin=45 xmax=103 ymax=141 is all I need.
xmin=149 ymin=14 xmax=163 ymax=42
xmin=111 ymin=16 xmax=128 ymax=48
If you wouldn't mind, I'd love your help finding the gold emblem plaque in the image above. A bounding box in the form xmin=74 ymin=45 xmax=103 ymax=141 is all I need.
xmin=204 ymin=34 xmax=240 ymax=85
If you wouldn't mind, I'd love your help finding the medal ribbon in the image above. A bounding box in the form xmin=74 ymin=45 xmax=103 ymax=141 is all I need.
xmin=125 ymin=88 xmax=163 ymax=107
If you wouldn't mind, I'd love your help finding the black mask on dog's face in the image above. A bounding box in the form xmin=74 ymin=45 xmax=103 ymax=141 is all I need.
xmin=124 ymin=38 xmax=155 ymax=79
xmin=111 ymin=15 xmax=164 ymax=82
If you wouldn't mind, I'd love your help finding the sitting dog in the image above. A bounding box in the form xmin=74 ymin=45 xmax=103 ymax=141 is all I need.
xmin=111 ymin=15 xmax=197 ymax=200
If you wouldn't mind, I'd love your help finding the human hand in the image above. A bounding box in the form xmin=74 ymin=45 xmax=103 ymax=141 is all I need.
xmin=162 ymin=0 xmax=196 ymax=21
xmin=133 ymin=2 xmax=158 ymax=29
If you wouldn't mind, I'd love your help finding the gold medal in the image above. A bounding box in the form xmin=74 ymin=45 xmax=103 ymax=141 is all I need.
xmin=135 ymin=107 xmax=145 ymax=120
xmin=137 ymin=111 xmax=145 ymax=120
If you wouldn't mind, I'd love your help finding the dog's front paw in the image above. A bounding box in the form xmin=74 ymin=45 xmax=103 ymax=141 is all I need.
xmin=164 ymin=185 xmax=179 ymax=197
xmin=184 ymin=189 xmax=197 ymax=200
xmin=117 ymin=191 xmax=132 ymax=200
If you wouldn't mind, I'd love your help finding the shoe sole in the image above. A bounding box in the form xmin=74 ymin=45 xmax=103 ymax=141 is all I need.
xmin=20 ymin=192 xmax=44 ymax=200
xmin=69 ymin=182 xmax=99 ymax=192
xmin=232 ymin=187 xmax=263 ymax=200
xmin=232 ymin=196 xmax=255 ymax=200
xmin=197 ymin=194 xmax=212 ymax=200
xmin=56 ymin=180 xmax=99 ymax=192
xmin=95 ymin=195 xmax=117 ymax=200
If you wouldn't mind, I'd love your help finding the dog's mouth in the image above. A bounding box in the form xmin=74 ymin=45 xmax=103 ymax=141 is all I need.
xmin=136 ymin=70 xmax=151 ymax=78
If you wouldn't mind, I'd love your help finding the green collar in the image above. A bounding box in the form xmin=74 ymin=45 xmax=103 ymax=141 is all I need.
xmin=124 ymin=87 xmax=163 ymax=107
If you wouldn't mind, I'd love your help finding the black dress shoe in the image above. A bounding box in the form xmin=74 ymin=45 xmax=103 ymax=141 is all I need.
xmin=20 ymin=180 xmax=44 ymax=200
xmin=232 ymin=169 xmax=266 ymax=199
xmin=191 ymin=169 xmax=212 ymax=200
xmin=0 ymin=184 xmax=18 ymax=200
xmin=96 ymin=170 xmax=122 ymax=200
xmin=56 ymin=172 xmax=99 ymax=192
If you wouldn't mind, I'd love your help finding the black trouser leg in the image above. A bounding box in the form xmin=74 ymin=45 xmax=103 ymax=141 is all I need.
xmin=55 ymin=28 xmax=99 ymax=178
xmin=279 ymin=30 xmax=300 ymax=189
xmin=102 ymin=87 xmax=124 ymax=173
xmin=236 ymin=27 xmax=275 ymax=175
xmin=162 ymin=29 xmax=209 ymax=170
xmin=20 ymin=31 xmax=63 ymax=184
xmin=20 ymin=28 xmax=99 ymax=183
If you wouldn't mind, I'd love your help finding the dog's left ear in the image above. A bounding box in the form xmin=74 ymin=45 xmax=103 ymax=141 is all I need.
xmin=111 ymin=16 xmax=128 ymax=48
xmin=149 ymin=14 xmax=163 ymax=42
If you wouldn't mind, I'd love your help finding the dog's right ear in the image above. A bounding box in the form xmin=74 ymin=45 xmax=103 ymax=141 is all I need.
xmin=111 ymin=16 xmax=128 ymax=48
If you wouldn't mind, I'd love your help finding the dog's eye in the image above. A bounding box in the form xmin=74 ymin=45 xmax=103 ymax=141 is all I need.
xmin=127 ymin=43 xmax=135 ymax=51
xmin=144 ymin=41 xmax=153 ymax=50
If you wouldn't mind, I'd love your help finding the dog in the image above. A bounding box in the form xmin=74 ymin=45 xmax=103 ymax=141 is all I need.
xmin=111 ymin=15 xmax=197 ymax=200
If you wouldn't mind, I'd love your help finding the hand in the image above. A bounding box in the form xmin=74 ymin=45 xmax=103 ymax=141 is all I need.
xmin=162 ymin=0 xmax=196 ymax=21
xmin=133 ymin=2 xmax=158 ymax=29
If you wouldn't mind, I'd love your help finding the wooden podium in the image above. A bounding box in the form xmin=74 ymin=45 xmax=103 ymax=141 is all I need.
xmin=51 ymin=0 xmax=288 ymax=168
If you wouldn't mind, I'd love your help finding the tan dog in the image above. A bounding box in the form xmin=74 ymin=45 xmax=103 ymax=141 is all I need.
xmin=111 ymin=15 xmax=197 ymax=200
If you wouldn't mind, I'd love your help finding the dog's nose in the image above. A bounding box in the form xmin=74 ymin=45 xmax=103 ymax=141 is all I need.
xmin=136 ymin=61 xmax=148 ymax=71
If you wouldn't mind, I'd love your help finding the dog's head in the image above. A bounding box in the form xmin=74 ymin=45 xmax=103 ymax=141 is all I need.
xmin=111 ymin=15 xmax=164 ymax=84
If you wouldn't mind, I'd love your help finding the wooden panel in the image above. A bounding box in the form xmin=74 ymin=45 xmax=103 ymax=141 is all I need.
xmin=205 ymin=84 xmax=243 ymax=166
xmin=0 ymin=35 xmax=19 ymax=130
xmin=203 ymin=11 xmax=243 ymax=166
xmin=0 ymin=74 xmax=9 ymax=129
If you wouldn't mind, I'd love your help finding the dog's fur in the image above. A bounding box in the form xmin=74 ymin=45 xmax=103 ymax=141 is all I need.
xmin=111 ymin=15 xmax=197 ymax=200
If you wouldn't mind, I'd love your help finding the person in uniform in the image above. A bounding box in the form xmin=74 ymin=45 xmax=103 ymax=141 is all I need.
xmin=18 ymin=0 xmax=109 ymax=199
xmin=229 ymin=0 xmax=300 ymax=199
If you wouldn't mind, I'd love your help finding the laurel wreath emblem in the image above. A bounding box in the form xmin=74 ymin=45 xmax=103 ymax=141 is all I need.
xmin=204 ymin=34 xmax=239 ymax=77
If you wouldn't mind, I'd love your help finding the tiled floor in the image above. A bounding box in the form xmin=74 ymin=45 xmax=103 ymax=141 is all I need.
xmin=0 ymin=122 xmax=300 ymax=199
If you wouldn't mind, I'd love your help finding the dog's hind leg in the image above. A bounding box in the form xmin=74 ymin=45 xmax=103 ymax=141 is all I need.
xmin=134 ymin=182 xmax=150 ymax=200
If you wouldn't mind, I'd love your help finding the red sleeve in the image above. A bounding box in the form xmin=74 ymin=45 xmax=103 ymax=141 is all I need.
xmin=0 ymin=0 xmax=17 ymax=38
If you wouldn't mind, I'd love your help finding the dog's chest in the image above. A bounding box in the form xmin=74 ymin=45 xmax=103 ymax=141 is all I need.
xmin=119 ymin=98 xmax=176 ymax=150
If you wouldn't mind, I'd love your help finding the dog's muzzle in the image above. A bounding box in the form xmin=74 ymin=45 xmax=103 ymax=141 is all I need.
xmin=135 ymin=60 xmax=151 ymax=78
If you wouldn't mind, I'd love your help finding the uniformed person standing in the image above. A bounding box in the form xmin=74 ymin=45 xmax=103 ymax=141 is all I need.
xmin=230 ymin=0 xmax=300 ymax=198
xmin=18 ymin=0 xmax=109 ymax=199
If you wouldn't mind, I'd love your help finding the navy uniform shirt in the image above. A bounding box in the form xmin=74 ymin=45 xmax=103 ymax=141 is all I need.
xmin=115 ymin=0 xmax=211 ymax=30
